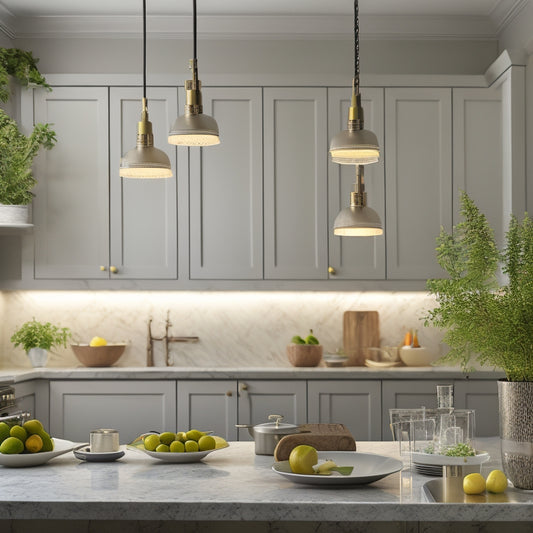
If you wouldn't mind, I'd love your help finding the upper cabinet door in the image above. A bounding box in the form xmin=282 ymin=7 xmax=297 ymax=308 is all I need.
xmin=109 ymin=87 xmax=178 ymax=279
xmin=33 ymin=87 xmax=109 ymax=279
xmin=453 ymin=88 xmax=503 ymax=246
xmin=189 ymin=88 xmax=263 ymax=279
xmin=385 ymin=88 xmax=452 ymax=279
xmin=264 ymin=88 xmax=328 ymax=279
xmin=327 ymin=87 xmax=385 ymax=279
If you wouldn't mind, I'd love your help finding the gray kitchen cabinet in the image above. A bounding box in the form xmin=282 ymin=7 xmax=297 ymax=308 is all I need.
xmin=385 ymin=88 xmax=452 ymax=280
xmin=189 ymin=88 xmax=263 ymax=280
xmin=33 ymin=87 xmax=110 ymax=279
xmin=14 ymin=380 xmax=50 ymax=429
xmin=237 ymin=380 xmax=307 ymax=441
xmin=177 ymin=380 xmax=238 ymax=441
xmin=307 ymin=380 xmax=382 ymax=441
xmin=109 ymin=87 xmax=178 ymax=279
xmin=453 ymin=380 xmax=499 ymax=437
xmin=49 ymin=380 xmax=176 ymax=443
xmin=381 ymin=379 xmax=444 ymax=440
xmin=263 ymin=87 xmax=328 ymax=279
xmin=452 ymin=87 xmax=503 ymax=245
xmin=327 ymin=88 xmax=386 ymax=280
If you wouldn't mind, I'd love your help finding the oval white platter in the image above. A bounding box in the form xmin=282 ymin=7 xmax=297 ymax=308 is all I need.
xmin=272 ymin=451 xmax=403 ymax=486
xmin=138 ymin=444 xmax=229 ymax=463
xmin=411 ymin=451 xmax=490 ymax=466
xmin=0 ymin=438 xmax=76 ymax=467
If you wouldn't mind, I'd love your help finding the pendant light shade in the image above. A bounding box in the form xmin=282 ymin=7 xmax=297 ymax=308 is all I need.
xmin=333 ymin=166 xmax=383 ymax=236
xmin=329 ymin=0 xmax=379 ymax=165
xmin=120 ymin=0 xmax=172 ymax=179
xmin=168 ymin=0 xmax=220 ymax=147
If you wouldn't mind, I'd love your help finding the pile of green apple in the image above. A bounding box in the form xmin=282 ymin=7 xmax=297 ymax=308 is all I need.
xmin=291 ymin=329 xmax=320 ymax=345
xmin=142 ymin=429 xmax=226 ymax=453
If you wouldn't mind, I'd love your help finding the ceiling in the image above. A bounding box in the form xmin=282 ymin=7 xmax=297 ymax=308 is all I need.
xmin=0 ymin=0 xmax=527 ymax=40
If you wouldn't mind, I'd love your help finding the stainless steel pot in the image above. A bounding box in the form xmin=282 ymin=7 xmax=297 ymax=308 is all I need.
xmin=236 ymin=414 xmax=300 ymax=455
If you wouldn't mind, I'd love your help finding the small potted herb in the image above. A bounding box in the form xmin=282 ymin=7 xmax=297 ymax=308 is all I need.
xmin=11 ymin=319 xmax=71 ymax=368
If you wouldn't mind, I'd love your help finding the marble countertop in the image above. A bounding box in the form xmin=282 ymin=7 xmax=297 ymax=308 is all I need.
xmin=0 ymin=366 xmax=504 ymax=383
xmin=1 ymin=439 xmax=531 ymax=522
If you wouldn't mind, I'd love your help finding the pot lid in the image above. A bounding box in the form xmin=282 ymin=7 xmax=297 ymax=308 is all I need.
xmin=253 ymin=415 xmax=299 ymax=435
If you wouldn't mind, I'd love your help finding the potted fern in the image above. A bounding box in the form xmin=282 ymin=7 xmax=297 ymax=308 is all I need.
xmin=11 ymin=319 xmax=71 ymax=368
xmin=425 ymin=191 xmax=533 ymax=489
xmin=0 ymin=48 xmax=55 ymax=225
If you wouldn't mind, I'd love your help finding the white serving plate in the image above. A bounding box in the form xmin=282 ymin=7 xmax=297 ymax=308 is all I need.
xmin=136 ymin=444 xmax=229 ymax=463
xmin=410 ymin=451 xmax=489 ymax=466
xmin=365 ymin=359 xmax=402 ymax=368
xmin=0 ymin=438 xmax=76 ymax=467
xmin=272 ymin=451 xmax=403 ymax=486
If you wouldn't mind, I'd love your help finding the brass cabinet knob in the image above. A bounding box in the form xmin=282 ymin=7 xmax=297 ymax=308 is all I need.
xmin=99 ymin=266 xmax=106 ymax=271
xmin=328 ymin=266 xmax=336 ymax=275
xmin=226 ymin=391 xmax=233 ymax=397
xmin=240 ymin=383 xmax=248 ymax=392
xmin=110 ymin=266 xmax=118 ymax=274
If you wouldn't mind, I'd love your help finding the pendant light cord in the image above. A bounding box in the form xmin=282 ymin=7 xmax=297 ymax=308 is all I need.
xmin=143 ymin=0 xmax=147 ymax=99
xmin=193 ymin=0 xmax=197 ymax=60
xmin=354 ymin=0 xmax=359 ymax=94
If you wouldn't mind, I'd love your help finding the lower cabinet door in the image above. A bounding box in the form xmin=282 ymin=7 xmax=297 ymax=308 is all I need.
xmin=307 ymin=380 xmax=382 ymax=441
xmin=237 ymin=380 xmax=307 ymax=441
xmin=14 ymin=380 xmax=50 ymax=430
xmin=177 ymin=380 xmax=238 ymax=441
xmin=49 ymin=380 xmax=176 ymax=443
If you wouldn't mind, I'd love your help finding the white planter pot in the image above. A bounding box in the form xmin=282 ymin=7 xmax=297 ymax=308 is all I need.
xmin=27 ymin=347 xmax=48 ymax=368
xmin=0 ymin=204 xmax=31 ymax=225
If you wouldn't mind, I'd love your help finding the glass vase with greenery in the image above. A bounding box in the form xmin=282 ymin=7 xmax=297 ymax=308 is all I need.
xmin=425 ymin=191 xmax=533 ymax=382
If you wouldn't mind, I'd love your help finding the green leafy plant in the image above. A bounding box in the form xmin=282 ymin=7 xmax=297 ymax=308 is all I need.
xmin=11 ymin=319 xmax=71 ymax=353
xmin=425 ymin=191 xmax=533 ymax=382
xmin=0 ymin=48 xmax=50 ymax=103
xmin=0 ymin=110 xmax=56 ymax=205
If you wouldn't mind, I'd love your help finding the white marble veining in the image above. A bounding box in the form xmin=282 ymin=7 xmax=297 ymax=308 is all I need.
xmin=0 ymin=439 xmax=531 ymax=523
xmin=0 ymin=291 xmax=446 ymax=369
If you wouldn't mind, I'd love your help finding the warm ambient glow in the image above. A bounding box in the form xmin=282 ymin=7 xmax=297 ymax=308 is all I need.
xmin=119 ymin=166 xmax=173 ymax=178
xmin=168 ymin=133 xmax=220 ymax=146
xmin=330 ymin=147 xmax=380 ymax=165
xmin=334 ymin=226 xmax=383 ymax=236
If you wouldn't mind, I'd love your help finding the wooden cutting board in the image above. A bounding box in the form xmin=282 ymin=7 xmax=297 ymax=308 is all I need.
xmin=273 ymin=423 xmax=356 ymax=461
xmin=343 ymin=311 xmax=380 ymax=366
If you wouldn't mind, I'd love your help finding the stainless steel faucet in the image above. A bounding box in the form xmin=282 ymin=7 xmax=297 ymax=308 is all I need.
xmin=146 ymin=311 xmax=199 ymax=366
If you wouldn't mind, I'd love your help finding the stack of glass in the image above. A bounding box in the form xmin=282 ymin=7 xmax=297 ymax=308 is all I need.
xmin=389 ymin=385 xmax=476 ymax=456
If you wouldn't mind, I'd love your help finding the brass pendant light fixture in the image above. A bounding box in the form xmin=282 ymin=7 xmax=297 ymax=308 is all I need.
xmin=333 ymin=165 xmax=383 ymax=236
xmin=168 ymin=0 xmax=220 ymax=147
xmin=329 ymin=0 xmax=379 ymax=165
xmin=120 ymin=0 xmax=172 ymax=179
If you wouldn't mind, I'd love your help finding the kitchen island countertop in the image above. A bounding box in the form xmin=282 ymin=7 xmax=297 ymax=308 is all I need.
xmin=1 ymin=438 xmax=531 ymax=525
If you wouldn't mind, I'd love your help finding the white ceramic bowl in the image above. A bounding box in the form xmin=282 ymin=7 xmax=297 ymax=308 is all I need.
xmin=399 ymin=346 xmax=436 ymax=366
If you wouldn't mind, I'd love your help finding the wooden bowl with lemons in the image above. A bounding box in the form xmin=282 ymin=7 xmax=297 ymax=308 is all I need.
xmin=71 ymin=337 xmax=126 ymax=367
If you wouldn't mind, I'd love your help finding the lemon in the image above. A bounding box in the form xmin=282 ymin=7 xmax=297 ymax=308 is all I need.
xmin=0 ymin=436 xmax=24 ymax=454
xmin=463 ymin=473 xmax=486 ymax=495
xmin=159 ymin=432 xmax=176 ymax=445
xmin=198 ymin=435 xmax=216 ymax=451
xmin=315 ymin=460 xmax=338 ymax=473
xmin=143 ymin=434 xmax=160 ymax=451
xmin=169 ymin=440 xmax=185 ymax=453
xmin=289 ymin=445 xmax=318 ymax=475
xmin=25 ymin=434 xmax=43 ymax=453
xmin=184 ymin=440 xmax=199 ymax=453
xmin=23 ymin=419 xmax=44 ymax=435
xmin=175 ymin=432 xmax=187 ymax=442
xmin=486 ymin=469 xmax=508 ymax=493
xmin=0 ymin=422 xmax=10 ymax=443
xmin=38 ymin=431 xmax=54 ymax=452
xmin=212 ymin=436 xmax=228 ymax=449
xmin=10 ymin=425 xmax=27 ymax=443
xmin=185 ymin=429 xmax=204 ymax=442
xmin=155 ymin=443 xmax=170 ymax=453
xmin=89 ymin=336 xmax=107 ymax=347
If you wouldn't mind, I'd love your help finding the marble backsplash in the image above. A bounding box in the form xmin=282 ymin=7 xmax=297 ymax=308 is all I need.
xmin=0 ymin=291 xmax=445 ymax=368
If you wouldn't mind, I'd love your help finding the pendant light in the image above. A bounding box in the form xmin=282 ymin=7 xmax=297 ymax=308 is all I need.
xmin=329 ymin=0 xmax=379 ymax=165
xmin=120 ymin=0 xmax=172 ymax=179
xmin=168 ymin=0 xmax=220 ymax=147
xmin=333 ymin=165 xmax=383 ymax=236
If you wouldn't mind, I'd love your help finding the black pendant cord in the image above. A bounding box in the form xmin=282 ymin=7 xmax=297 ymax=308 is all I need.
xmin=193 ymin=0 xmax=197 ymax=61
xmin=354 ymin=0 xmax=359 ymax=94
xmin=143 ymin=0 xmax=147 ymax=99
